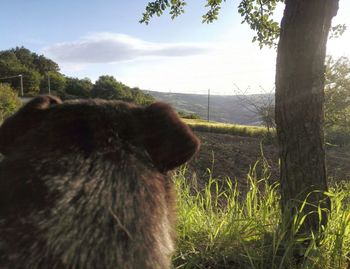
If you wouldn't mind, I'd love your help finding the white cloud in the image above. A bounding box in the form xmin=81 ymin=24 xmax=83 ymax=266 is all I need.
xmin=44 ymin=32 xmax=211 ymax=64
xmin=43 ymin=31 xmax=280 ymax=94
xmin=117 ymin=41 xmax=277 ymax=94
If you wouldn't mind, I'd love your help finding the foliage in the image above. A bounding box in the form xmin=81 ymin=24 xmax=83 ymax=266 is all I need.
xmin=178 ymin=111 xmax=201 ymax=119
xmin=324 ymin=56 xmax=350 ymax=146
xmin=140 ymin=0 xmax=186 ymax=24
xmin=12 ymin=47 xmax=59 ymax=73
xmin=174 ymin=164 xmax=350 ymax=268
xmin=64 ymin=77 xmax=93 ymax=98
xmin=329 ymin=24 xmax=347 ymax=39
xmin=91 ymin=75 xmax=132 ymax=100
xmin=40 ymin=71 xmax=67 ymax=95
xmin=325 ymin=56 xmax=350 ymax=129
xmin=141 ymin=1 xmax=346 ymax=49
xmin=0 ymin=47 xmax=154 ymax=105
xmin=21 ymin=69 xmax=41 ymax=96
xmin=129 ymin=87 xmax=155 ymax=105
xmin=91 ymin=76 xmax=155 ymax=104
xmin=228 ymin=56 xmax=350 ymax=145
xmin=140 ymin=0 xmax=283 ymax=48
xmin=0 ymin=83 xmax=21 ymax=122
xmin=326 ymin=127 xmax=350 ymax=146
xmin=0 ymin=47 xmax=61 ymax=95
xmin=237 ymin=0 xmax=282 ymax=48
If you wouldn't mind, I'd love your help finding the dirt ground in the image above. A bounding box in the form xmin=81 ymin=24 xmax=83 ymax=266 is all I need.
xmin=187 ymin=131 xmax=350 ymax=189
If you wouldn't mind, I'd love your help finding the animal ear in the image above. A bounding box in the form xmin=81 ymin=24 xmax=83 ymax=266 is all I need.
xmin=138 ymin=102 xmax=200 ymax=172
xmin=0 ymin=95 xmax=62 ymax=155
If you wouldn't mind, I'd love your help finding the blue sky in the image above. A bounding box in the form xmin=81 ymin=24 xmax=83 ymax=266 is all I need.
xmin=1 ymin=1 xmax=349 ymax=94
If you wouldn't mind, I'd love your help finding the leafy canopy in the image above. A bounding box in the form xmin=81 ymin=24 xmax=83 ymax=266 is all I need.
xmin=64 ymin=77 xmax=93 ymax=98
xmin=91 ymin=75 xmax=155 ymax=104
xmin=0 ymin=47 xmax=60 ymax=95
xmin=141 ymin=0 xmax=346 ymax=49
xmin=140 ymin=0 xmax=284 ymax=48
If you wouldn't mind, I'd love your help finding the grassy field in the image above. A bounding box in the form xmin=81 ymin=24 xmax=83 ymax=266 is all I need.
xmin=182 ymin=118 xmax=275 ymax=138
xmin=173 ymin=162 xmax=350 ymax=269
xmin=183 ymin=118 xmax=350 ymax=147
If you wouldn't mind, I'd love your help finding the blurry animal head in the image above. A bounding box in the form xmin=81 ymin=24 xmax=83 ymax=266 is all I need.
xmin=0 ymin=95 xmax=199 ymax=269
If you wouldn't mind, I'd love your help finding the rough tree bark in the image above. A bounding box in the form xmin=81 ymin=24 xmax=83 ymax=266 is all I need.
xmin=275 ymin=0 xmax=339 ymax=233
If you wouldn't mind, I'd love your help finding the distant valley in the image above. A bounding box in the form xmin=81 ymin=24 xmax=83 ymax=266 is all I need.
xmin=147 ymin=90 xmax=273 ymax=126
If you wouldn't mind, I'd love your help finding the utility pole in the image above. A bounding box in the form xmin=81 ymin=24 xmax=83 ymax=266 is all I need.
xmin=207 ymin=89 xmax=210 ymax=122
xmin=48 ymin=73 xmax=51 ymax=95
xmin=19 ymin=74 xmax=23 ymax=96
xmin=0 ymin=74 xmax=23 ymax=96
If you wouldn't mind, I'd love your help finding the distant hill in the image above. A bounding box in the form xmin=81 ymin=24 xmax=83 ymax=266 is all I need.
xmin=147 ymin=91 xmax=273 ymax=126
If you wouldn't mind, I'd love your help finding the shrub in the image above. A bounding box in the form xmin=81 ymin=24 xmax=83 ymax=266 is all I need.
xmin=326 ymin=126 xmax=350 ymax=146
xmin=0 ymin=83 xmax=21 ymax=122
xmin=178 ymin=111 xmax=201 ymax=119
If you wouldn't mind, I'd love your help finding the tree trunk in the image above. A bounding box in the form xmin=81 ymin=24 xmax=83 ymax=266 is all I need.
xmin=275 ymin=0 xmax=339 ymax=233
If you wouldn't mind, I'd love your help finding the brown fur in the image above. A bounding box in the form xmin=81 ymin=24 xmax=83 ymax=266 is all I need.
xmin=0 ymin=96 xmax=199 ymax=269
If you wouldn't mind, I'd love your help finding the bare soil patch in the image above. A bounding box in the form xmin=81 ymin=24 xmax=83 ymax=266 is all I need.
xmin=187 ymin=131 xmax=350 ymax=189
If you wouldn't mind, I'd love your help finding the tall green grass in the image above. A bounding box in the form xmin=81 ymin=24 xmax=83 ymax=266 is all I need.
xmin=173 ymin=163 xmax=350 ymax=268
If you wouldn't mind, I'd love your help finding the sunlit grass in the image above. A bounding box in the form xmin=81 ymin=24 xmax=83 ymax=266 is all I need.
xmin=182 ymin=118 xmax=275 ymax=138
xmin=173 ymin=162 xmax=350 ymax=269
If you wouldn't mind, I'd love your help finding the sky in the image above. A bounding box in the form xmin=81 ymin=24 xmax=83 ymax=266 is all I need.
xmin=1 ymin=0 xmax=350 ymax=95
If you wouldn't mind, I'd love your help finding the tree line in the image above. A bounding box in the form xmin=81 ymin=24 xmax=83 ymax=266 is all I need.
xmin=0 ymin=47 xmax=155 ymax=105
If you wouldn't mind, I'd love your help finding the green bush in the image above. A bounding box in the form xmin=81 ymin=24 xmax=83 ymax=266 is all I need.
xmin=0 ymin=83 xmax=21 ymax=122
xmin=178 ymin=111 xmax=201 ymax=119
xmin=64 ymin=77 xmax=92 ymax=98
xmin=326 ymin=127 xmax=350 ymax=146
